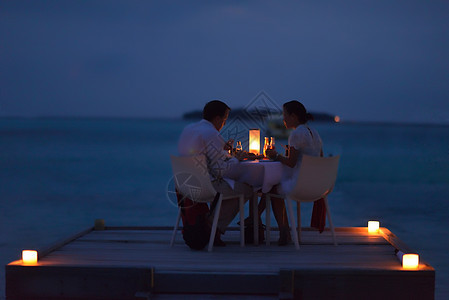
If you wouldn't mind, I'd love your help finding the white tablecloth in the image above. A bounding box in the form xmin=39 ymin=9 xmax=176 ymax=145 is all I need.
xmin=237 ymin=160 xmax=283 ymax=193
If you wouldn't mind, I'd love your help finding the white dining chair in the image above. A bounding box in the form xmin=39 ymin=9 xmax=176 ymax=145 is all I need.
xmin=169 ymin=154 xmax=245 ymax=252
xmin=265 ymin=155 xmax=340 ymax=249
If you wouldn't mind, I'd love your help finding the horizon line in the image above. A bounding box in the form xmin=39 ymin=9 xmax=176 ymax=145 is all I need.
xmin=0 ymin=115 xmax=448 ymax=127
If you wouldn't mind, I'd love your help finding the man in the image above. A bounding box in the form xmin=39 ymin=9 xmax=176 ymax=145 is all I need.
xmin=178 ymin=100 xmax=253 ymax=246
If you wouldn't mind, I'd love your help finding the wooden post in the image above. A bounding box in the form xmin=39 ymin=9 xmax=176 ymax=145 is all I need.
xmin=279 ymin=269 xmax=294 ymax=299
xmin=94 ymin=219 xmax=105 ymax=231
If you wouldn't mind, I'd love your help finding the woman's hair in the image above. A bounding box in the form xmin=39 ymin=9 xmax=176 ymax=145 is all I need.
xmin=203 ymin=100 xmax=231 ymax=121
xmin=283 ymin=100 xmax=313 ymax=124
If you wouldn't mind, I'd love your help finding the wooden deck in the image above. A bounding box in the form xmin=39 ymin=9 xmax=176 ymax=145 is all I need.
xmin=5 ymin=226 xmax=435 ymax=299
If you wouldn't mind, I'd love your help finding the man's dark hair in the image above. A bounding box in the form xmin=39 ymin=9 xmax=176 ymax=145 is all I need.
xmin=203 ymin=100 xmax=231 ymax=122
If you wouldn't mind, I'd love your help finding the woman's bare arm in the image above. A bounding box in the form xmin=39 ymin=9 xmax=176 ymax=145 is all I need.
xmin=266 ymin=146 xmax=298 ymax=168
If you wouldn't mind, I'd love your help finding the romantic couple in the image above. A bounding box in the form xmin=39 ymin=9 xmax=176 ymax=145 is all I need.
xmin=177 ymin=99 xmax=323 ymax=246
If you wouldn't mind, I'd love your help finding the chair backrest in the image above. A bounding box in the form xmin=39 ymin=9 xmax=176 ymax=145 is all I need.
xmin=170 ymin=154 xmax=217 ymax=203
xmin=288 ymin=155 xmax=340 ymax=202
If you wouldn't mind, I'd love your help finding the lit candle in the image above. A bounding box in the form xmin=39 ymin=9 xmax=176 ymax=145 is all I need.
xmin=367 ymin=221 xmax=380 ymax=233
xmin=249 ymin=129 xmax=260 ymax=155
xmin=402 ymin=254 xmax=419 ymax=269
xmin=22 ymin=250 xmax=38 ymax=264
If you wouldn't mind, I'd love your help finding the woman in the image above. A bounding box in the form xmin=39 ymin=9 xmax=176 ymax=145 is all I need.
xmin=264 ymin=100 xmax=323 ymax=245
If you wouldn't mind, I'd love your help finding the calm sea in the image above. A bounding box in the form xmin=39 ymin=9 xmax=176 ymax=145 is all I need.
xmin=1 ymin=118 xmax=448 ymax=299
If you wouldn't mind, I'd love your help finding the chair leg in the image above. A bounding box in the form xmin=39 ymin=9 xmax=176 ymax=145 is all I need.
xmin=266 ymin=194 xmax=271 ymax=246
xmin=286 ymin=198 xmax=300 ymax=250
xmin=253 ymin=194 xmax=259 ymax=245
xmin=239 ymin=195 xmax=245 ymax=247
xmin=170 ymin=207 xmax=182 ymax=247
xmin=296 ymin=201 xmax=301 ymax=244
xmin=324 ymin=196 xmax=337 ymax=246
xmin=208 ymin=194 xmax=223 ymax=252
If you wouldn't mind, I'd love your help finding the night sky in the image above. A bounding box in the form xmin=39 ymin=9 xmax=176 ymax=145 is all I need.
xmin=1 ymin=0 xmax=448 ymax=123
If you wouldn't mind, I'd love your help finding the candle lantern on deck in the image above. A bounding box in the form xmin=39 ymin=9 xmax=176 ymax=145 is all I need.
xmin=402 ymin=253 xmax=420 ymax=269
xmin=22 ymin=250 xmax=38 ymax=264
xmin=396 ymin=251 xmax=420 ymax=269
xmin=367 ymin=220 xmax=380 ymax=233
xmin=249 ymin=129 xmax=260 ymax=155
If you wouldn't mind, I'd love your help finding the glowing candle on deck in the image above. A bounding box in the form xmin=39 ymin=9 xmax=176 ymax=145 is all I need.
xmin=367 ymin=221 xmax=379 ymax=233
xmin=22 ymin=250 xmax=38 ymax=264
xmin=249 ymin=129 xmax=260 ymax=155
xmin=402 ymin=254 xmax=419 ymax=269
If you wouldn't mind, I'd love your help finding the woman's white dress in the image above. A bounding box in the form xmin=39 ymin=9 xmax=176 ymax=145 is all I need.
xmin=279 ymin=124 xmax=323 ymax=195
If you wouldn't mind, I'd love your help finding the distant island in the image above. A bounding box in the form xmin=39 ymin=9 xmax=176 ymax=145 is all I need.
xmin=183 ymin=108 xmax=337 ymax=122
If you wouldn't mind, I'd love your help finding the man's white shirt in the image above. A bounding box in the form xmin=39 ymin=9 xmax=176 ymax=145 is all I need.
xmin=178 ymin=119 xmax=239 ymax=188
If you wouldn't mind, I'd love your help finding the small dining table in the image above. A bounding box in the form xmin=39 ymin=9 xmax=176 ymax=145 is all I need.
xmin=237 ymin=159 xmax=283 ymax=245
xmin=237 ymin=159 xmax=283 ymax=193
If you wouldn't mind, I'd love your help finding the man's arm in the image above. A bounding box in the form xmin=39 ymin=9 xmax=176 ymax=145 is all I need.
xmin=204 ymin=132 xmax=237 ymax=179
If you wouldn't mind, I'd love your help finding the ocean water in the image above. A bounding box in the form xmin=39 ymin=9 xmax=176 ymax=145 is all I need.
xmin=1 ymin=118 xmax=448 ymax=299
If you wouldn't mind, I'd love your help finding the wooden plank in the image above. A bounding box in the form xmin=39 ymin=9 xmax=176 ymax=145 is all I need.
xmin=154 ymin=271 xmax=278 ymax=294
xmin=5 ymin=265 xmax=153 ymax=300
xmin=380 ymin=227 xmax=416 ymax=253
xmin=37 ymin=226 xmax=93 ymax=258
xmin=98 ymin=226 xmax=376 ymax=234
xmin=34 ymin=245 xmax=410 ymax=272
xmin=281 ymin=268 xmax=435 ymax=300
xmin=75 ymin=229 xmax=389 ymax=246
xmin=105 ymin=226 xmax=174 ymax=231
